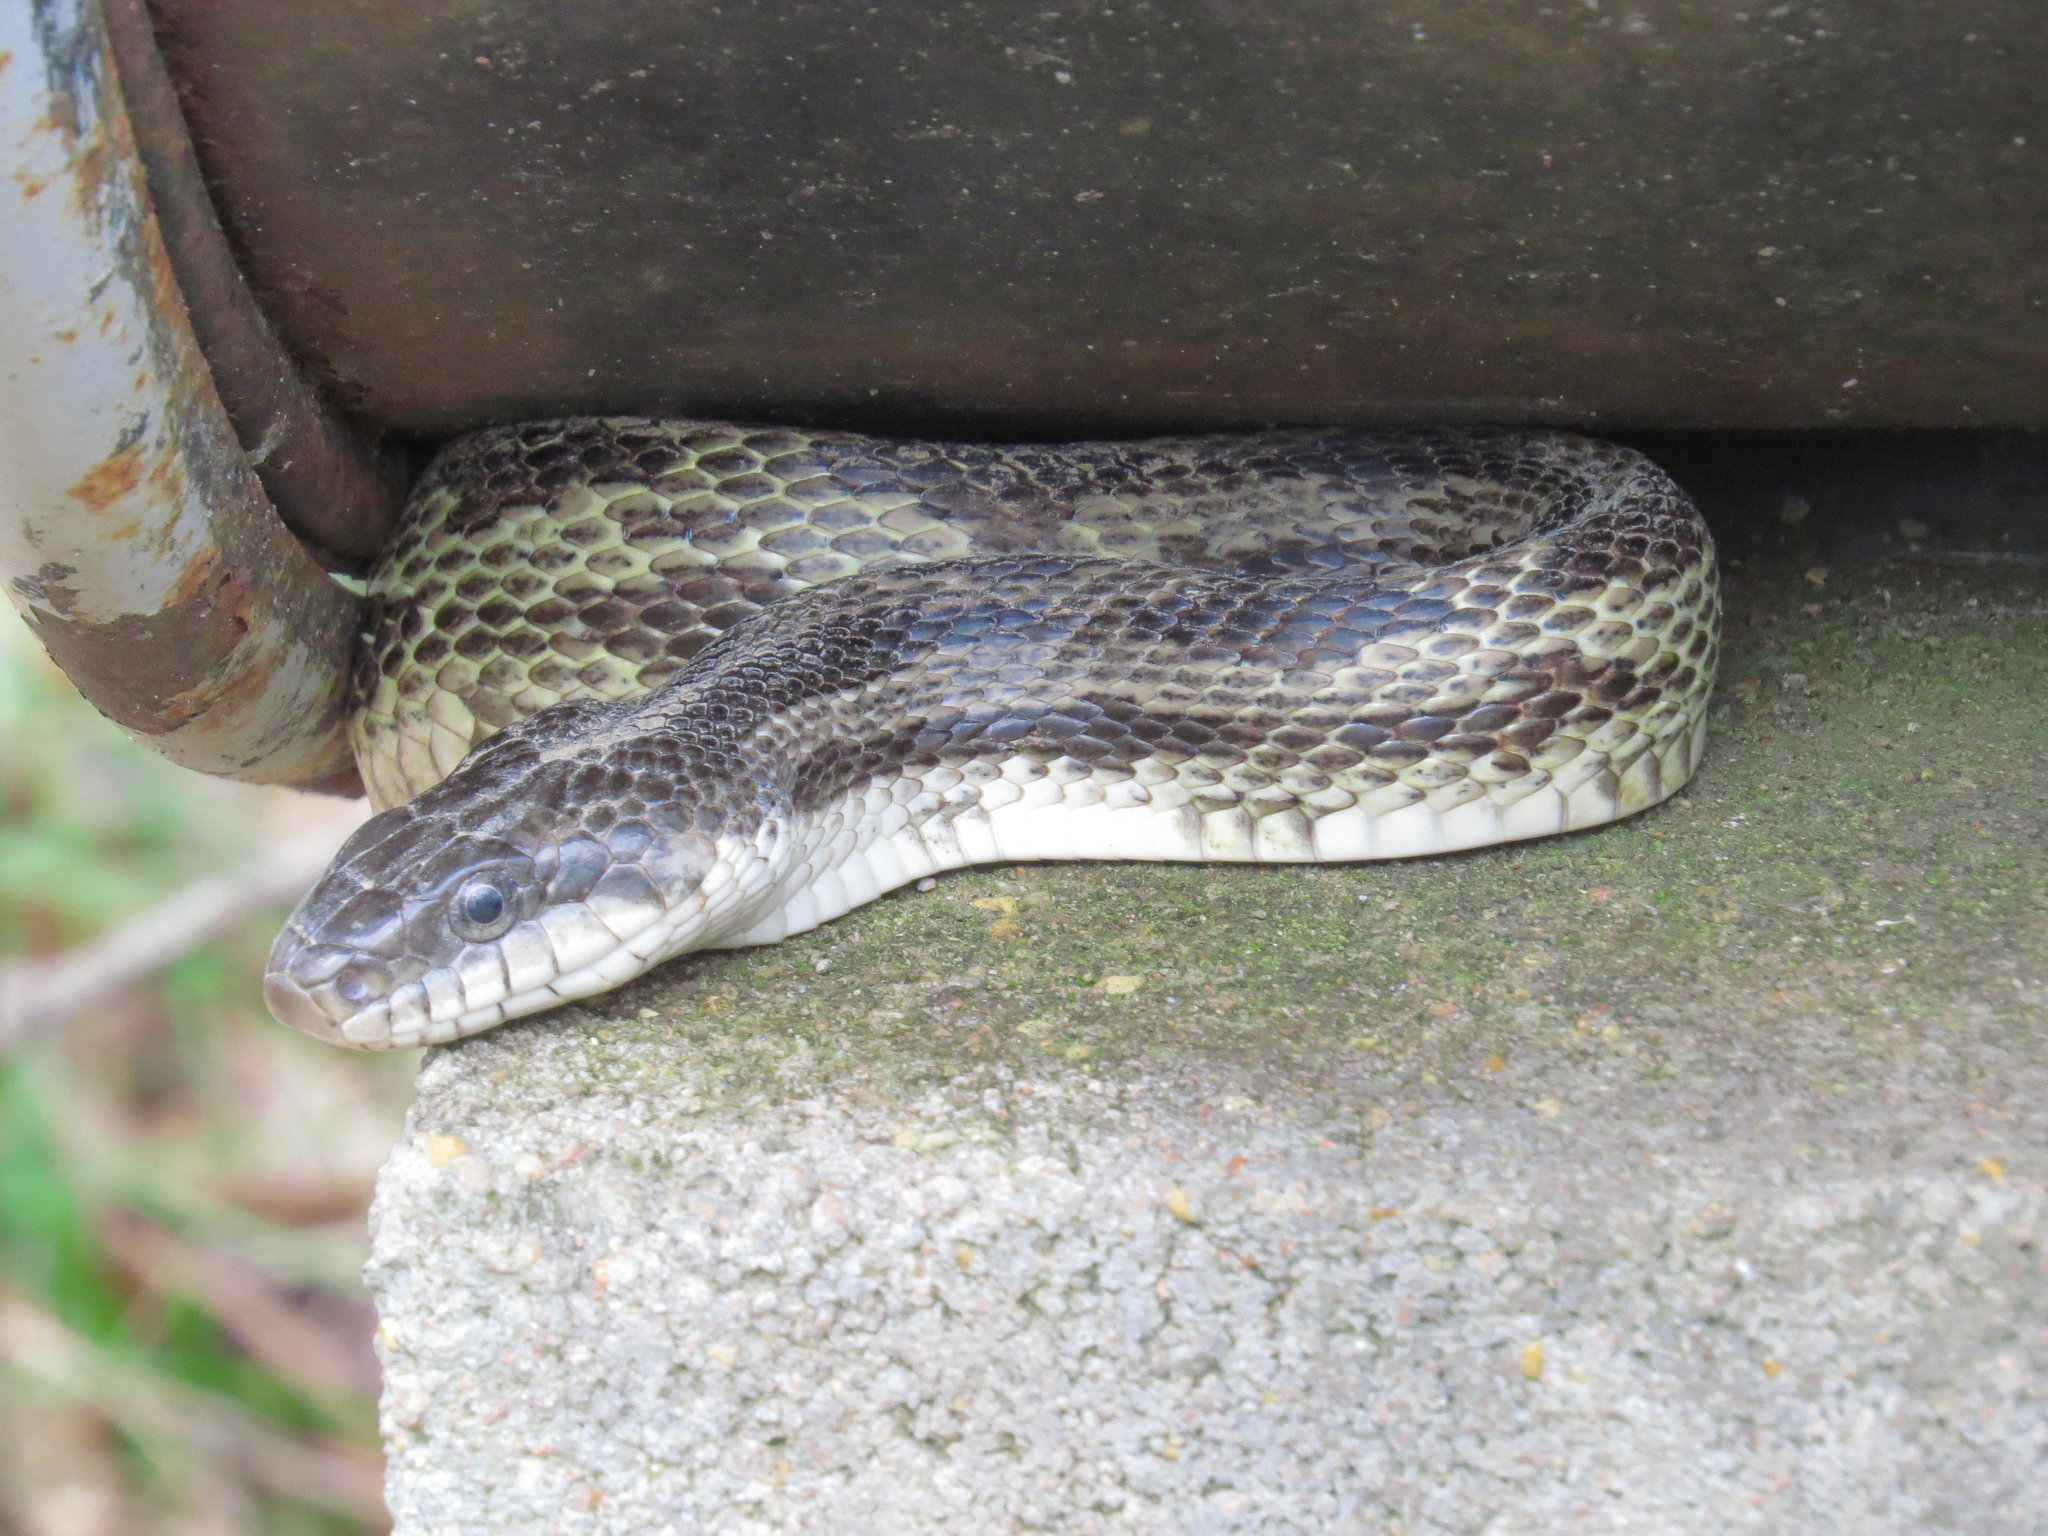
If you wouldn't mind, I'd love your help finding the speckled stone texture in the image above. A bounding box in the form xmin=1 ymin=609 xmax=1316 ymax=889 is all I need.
xmin=372 ymin=1016 xmax=2045 ymax=1535
xmin=370 ymin=526 xmax=2048 ymax=1534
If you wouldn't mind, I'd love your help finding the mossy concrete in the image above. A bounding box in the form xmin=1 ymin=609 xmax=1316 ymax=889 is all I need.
xmin=371 ymin=526 xmax=2047 ymax=1534
xmin=467 ymin=553 xmax=2046 ymax=1106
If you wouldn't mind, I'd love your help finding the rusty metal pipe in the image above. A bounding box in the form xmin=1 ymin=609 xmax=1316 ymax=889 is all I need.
xmin=99 ymin=0 xmax=409 ymax=568
xmin=0 ymin=0 xmax=362 ymax=792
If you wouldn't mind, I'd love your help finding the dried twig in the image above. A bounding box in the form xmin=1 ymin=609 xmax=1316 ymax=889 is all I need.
xmin=0 ymin=821 xmax=360 ymax=1048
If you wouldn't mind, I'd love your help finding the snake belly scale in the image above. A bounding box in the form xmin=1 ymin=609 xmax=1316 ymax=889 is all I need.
xmin=266 ymin=420 xmax=1718 ymax=1049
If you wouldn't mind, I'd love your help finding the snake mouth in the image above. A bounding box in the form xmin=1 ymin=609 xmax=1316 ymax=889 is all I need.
xmin=262 ymin=812 xmax=751 ymax=1048
xmin=261 ymin=970 xmax=350 ymax=1047
xmin=264 ymin=902 xmax=692 ymax=1049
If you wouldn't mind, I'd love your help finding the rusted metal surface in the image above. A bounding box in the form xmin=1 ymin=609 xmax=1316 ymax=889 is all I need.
xmin=151 ymin=0 xmax=2046 ymax=446
xmin=100 ymin=0 xmax=410 ymax=566
xmin=0 ymin=0 xmax=362 ymax=792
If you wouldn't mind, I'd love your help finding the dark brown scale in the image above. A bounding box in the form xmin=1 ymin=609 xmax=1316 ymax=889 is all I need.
xmin=356 ymin=421 xmax=1718 ymax=825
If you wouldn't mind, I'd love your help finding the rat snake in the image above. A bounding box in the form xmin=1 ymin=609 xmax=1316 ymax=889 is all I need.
xmin=264 ymin=419 xmax=1718 ymax=1049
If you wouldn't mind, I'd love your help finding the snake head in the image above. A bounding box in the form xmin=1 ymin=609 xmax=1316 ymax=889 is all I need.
xmin=264 ymin=711 xmax=727 ymax=1049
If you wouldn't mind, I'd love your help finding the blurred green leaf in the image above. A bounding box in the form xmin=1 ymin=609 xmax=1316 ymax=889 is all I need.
xmin=2 ymin=607 xmax=404 ymax=1532
xmin=0 ymin=1058 xmax=124 ymax=1340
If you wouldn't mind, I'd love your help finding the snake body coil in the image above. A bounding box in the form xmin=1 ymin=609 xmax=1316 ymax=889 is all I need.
xmin=267 ymin=421 xmax=1718 ymax=1048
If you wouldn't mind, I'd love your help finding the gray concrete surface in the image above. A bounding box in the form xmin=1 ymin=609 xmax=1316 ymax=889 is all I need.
xmin=370 ymin=527 xmax=2048 ymax=1534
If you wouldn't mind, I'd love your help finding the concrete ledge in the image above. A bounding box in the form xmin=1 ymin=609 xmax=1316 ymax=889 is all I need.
xmin=373 ymin=1031 xmax=2045 ymax=1534
xmin=370 ymin=550 xmax=2048 ymax=1534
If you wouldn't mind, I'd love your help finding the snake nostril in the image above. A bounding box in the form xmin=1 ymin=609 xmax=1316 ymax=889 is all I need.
xmin=333 ymin=961 xmax=393 ymax=1006
xmin=281 ymin=942 xmax=354 ymax=986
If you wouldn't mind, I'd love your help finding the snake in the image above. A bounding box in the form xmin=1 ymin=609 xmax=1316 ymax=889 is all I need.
xmin=263 ymin=419 xmax=1719 ymax=1050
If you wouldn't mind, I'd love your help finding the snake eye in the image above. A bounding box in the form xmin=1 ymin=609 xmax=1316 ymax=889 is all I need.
xmin=450 ymin=877 xmax=516 ymax=942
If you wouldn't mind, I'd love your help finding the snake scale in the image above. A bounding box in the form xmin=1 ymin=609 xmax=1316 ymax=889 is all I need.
xmin=264 ymin=419 xmax=1719 ymax=1049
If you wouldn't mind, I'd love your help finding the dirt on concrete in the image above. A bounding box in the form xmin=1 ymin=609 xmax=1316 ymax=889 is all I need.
xmin=557 ymin=550 xmax=2046 ymax=1125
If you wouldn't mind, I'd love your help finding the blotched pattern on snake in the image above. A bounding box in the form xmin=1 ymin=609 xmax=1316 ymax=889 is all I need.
xmin=266 ymin=420 xmax=1718 ymax=1048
